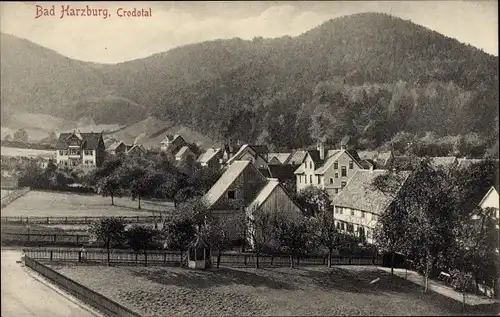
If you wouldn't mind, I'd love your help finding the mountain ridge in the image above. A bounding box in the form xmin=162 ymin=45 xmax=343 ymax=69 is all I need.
xmin=1 ymin=12 xmax=498 ymax=151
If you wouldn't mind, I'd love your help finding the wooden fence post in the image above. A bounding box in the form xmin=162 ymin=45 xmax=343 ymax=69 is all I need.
xmin=46 ymin=217 xmax=49 ymax=224
xmin=76 ymin=235 xmax=79 ymax=244
xmin=54 ymin=234 xmax=57 ymax=242
xmin=163 ymin=253 xmax=167 ymax=264
xmin=244 ymin=255 xmax=247 ymax=265
xmin=50 ymin=251 xmax=53 ymax=261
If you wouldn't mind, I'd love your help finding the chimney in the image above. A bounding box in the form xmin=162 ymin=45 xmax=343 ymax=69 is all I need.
xmin=317 ymin=142 xmax=325 ymax=160
xmin=340 ymin=144 xmax=346 ymax=151
xmin=369 ymin=164 xmax=374 ymax=172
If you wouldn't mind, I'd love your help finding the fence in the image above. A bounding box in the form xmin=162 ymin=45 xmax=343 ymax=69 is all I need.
xmin=23 ymin=247 xmax=382 ymax=267
xmin=0 ymin=187 xmax=30 ymax=208
xmin=24 ymin=256 xmax=143 ymax=317
xmin=1 ymin=215 xmax=163 ymax=225
xmin=2 ymin=232 xmax=90 ymax=246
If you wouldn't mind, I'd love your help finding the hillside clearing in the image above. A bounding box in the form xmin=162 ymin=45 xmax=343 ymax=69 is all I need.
xmin=1 ymin=190 xmax=174 ymax=217
xmin=48 ymin=264 xmax=478 ymax=316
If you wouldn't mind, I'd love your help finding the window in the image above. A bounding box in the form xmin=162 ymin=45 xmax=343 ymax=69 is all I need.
xmin=227 ymin=190 xmax=235 ymax=199
xmin=341 ymin=222 xmax=345 ymax=231
xmin=309 ymin=175 xmax=312 ymax=184
xmin=351 ymin=209 xmax=355 ymax=216
xmin=335 ymin=172 xmax=338 ymax=178
xmin=361 ymin=211 xmax=365 ymax=218
xmin=309 ymin=162 xmax=312 ymax=169
xmin=349 ymin=161 xmax=353 ymax=169
xmin=59 ymin=150 xmax=63 ymax=155
xmin=341 ymin=181 xmax=347 ymax=188
xmin=335 ymin=188 xmax=339 ymax=194
xmin=330 ymin=178 xmax=333 ymax=184
xmin=317 ymin=176 xmax=321 ymax=184
xmin=341 ymin=166 xmax=347 ymax=177
xmin=336 ymin=222 xmax=340 ymax=229
xmin=339 ymin=207 xmax=343 ymax=214
xmin=305 ymin=176 xmax=307 ymax=184
xmin=334 ymin=161 xmax=338 ymax=169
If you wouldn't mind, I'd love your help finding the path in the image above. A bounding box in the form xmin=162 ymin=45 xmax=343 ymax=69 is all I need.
xmin=378 ymin=267 xmax=500 ymax=306
xmin=1 ymin=249 xmax=99 ymax=317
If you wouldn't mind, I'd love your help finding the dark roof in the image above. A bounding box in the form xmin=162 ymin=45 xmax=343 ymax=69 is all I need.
xmin=359 ymin=159 xmax=375 ymax=169
xmin=307 ymin=150 xmax=322 ymax=164
xmin=56 ymin=132 xmax=103 ymax=150
xmin=249 ymin=145 xmax=269 ymax=155
xmin=260 ymin=165 xmax=296 ymax=183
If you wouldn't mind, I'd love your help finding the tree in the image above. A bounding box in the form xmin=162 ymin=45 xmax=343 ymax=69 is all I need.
xmin=452 ymin=207 xmax=499 ymax=296
xmin=295 ymin=186 xmax=332 ymax=217
xmin=125 ymin=225 xmax=158 ymax=267
xmin=450 ymin=269 xmax=473 ymax=312
xmin=162 ymin=213 xmax=197 ymax=266
xmin=200 ymin=215 xmax=234 ymax=268
xmin=97 ymin=174 xmax=121 ymax=205
xmin=275 ymin=217 xmax=313 ymax=268
xmin=88 ymin=217 xmax=125 ymax=265
xmin=246 ymin=205 xmax=282 ymax=269
xmin=311 ymin=210 xmax=341 ymax=267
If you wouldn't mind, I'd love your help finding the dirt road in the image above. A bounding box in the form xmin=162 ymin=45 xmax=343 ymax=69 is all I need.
xmin=1 ymin=249 xmax=98 ymax=317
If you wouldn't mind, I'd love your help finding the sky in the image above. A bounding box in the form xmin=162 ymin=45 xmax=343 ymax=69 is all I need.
xmin=0 ymin=1 xmax=497 ymax=64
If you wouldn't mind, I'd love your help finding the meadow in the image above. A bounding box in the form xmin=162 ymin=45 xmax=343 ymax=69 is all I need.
xmin=0 ymin=190 xmax=174 ymax=218
xmin=48 ymin=264 xmax=480 ymax=317
xmin=1 ymin=146 xmax=56 ymax=158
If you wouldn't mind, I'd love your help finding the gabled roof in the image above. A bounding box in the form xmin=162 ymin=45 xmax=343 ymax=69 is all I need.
xmin=175 ymin=146 xmax=193 ymax=158
xmin=250 ymin=145 xmax=269 ymax=155
xmin=259 ymin=165 xmax=296 ymax=182
xmin=161 ymin=134 xmax=183 ymax=145
xmin=478 ymin=186 xmax=499 ymax=208
xmin=313 ymin=151 xmax=343 ymax=174
xmin=307 ymin=150 xmax=322 ymax=164
xmin=268 ymin=152 xmax=292 ymax=165
xmin=197 ymin=148 xmax=222 ymax=164
xmin=287 ymin=150 xmax=308 ymax=166
xmin=107 ymin=141 xmax=125 ymax=151
xmin=127 ymin=144 xmax=145 ymax=154
xmin=430 ymin=156 xmax=457 ymax=168
xmin=246 ymin=179 xmax=281 ymax=211
xmin=56 ymin=132 xmax=102 ymax=150
xmin=226 ymin=144 xmax=268 ymax=165
xmin=332 ymin=169 xmax=411 ymax=214
xmin=457 ymin=158 xmax=483 ymax=169
xmin=314 ymin=149 xmax=362 ymax=175
xmin=204 ymin=161 xmax=253 ymax=208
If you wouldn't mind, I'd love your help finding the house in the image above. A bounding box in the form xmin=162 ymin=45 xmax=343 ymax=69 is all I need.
xmin=332 ymin=169 xmax=411 ymax=244
xmin=429 ymin=156 xmax=458 ymax=170
xmin=126 ymin=144 xmax=146 ymax=156
xmin=106 ymin=141 xmax=127 ymax=156
xmin=267 ymin=152 xmax=293 ymax=165
xmin=175 ymin=145 xmax=196 ymax=163
xmin=294 ymin=143 xmax=364 ymax=198
xmin=258 ymin=165 xmax=297 ymax=187
xmin=226 ymin=144 xmax=269 ymax=169
xmin=55 ymin=131 xmax=105 ymax=168
xmin=197 ymin=148 xmax=223 ymax=169
xmin=287 ymin=150 xmax=308 ymax=166
xmin=1 ymin=170 xmax=18 ymax=188
xmin=358 ymin=150 xmax=394 ymax=169
xmin=457 ymin=158 xmax=484 ymax=170
xmin=203 ymin=160 xmax=303 ymax=247
xmin=479 ymin=185 xmax=500 ymax=219
xmin=222 ymin=143 xmax=241 ymax=163
xmin=160 ymin=134 xmax=186 ymax=153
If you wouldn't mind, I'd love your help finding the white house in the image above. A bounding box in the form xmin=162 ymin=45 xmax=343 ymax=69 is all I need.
xmin=55 ymin=131 xmax=105 ymax=168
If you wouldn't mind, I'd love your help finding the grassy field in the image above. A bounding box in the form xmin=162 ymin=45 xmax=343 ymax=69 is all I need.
xmin=1 ymin=190 xmax=174 ymax=217
xmin=1 ymin=146 xmax=56 ymax=158
xmin=47 ymin=264 xmax=480 ymax=316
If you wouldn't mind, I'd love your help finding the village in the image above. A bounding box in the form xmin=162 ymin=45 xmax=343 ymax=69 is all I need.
xmin=1 ymin=127 xmax=499 ymax=316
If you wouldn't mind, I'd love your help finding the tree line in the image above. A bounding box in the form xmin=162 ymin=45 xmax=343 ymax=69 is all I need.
xmin=373 ymin=157 xmax=499 ymax=300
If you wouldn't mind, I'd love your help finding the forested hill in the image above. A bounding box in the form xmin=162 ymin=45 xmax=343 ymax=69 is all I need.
xmin=1 ymin=12 xmax=498 ymax=152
